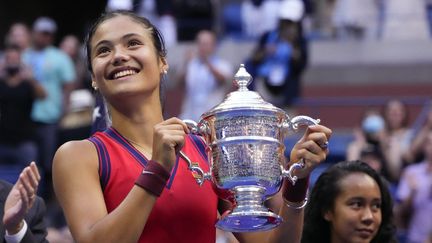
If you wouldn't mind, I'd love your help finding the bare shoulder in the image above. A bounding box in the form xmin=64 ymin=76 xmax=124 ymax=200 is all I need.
xmin=53 ymin=139 xmax=99 ymax=176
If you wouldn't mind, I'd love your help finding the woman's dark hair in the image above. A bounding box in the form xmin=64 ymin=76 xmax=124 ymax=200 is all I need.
xmin=84 ymin=10 xmax=167 ymax=112
xmin=301 ymin=160 xmax=396 ymax=243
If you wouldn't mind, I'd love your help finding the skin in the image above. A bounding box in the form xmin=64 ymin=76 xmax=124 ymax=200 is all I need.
xmin=53 ymin=15 xmax=332 ymax=243
xmin=384 ymin=100 xmax=407 ymax=132
xmin=3 ymin=162 xmax=41 ymax=234
xmin=6 ymin=23 xmax=31 ymax=51
xmin=60 ymin=35 xmax=80 ymax=59
xmin=324 ymin=173 xmax=382 ymax=243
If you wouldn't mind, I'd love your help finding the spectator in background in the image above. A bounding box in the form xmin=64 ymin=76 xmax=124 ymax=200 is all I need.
xmin=1 ymin=162 xmax=48 ymax=243
xmin=395 ymin=130 xmax=432 ymax=243
xmin=346 ymin=110 xmax=386 ymax=161
xmin=22 ymin=17 xmax=76 ymax=199
xmin=360 ymin=146 xmax=384 ymax=173
xmin=59 ymin=35 xmax=90 ymax=90
xmin=380 ymin=99 xmax=413 ymax=183
xmin=345 ymin=110 xmax=393 ymax=179
xmin=0 ymin=23 xmax=31 ymax=68
xmin=302 ymin=160 xmax=396 ymax=243
xmin=409 ymin=107 xmax=432 ymax=162
xmin=246 ymin=0 xmax=308 ymax=110
xmin=0 ymin=45 xmax=46 ymax=170
xmin=4 ymin=23 xmax=31 ymax=52
xmin=178 ymin=29 xmax=233 ymax=121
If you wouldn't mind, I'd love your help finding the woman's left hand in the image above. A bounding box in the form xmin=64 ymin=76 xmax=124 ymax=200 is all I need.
xmin=289 ymin=124 xmax=332 ymax=179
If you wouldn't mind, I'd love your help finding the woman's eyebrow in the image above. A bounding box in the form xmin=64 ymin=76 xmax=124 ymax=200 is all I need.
xmin=94 ymin=40 xmax=111 ymax=50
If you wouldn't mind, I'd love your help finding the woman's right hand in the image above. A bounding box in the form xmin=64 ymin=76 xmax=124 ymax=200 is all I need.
xmin=151 ymin=117 xmax=189 ymax=171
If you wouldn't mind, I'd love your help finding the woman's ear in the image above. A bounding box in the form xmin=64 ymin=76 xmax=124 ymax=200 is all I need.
xmin=323 ymin=210 xmax=333 ymax=222
xmin=160 ymin=57 xmax=169 ymax=74
xmin=91 ymin=80 xmax=98 ymax=90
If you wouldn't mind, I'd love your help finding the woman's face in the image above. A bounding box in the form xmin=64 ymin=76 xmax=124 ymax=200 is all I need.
xmin=385 ymin=100 xmax=406 ymax=130
xmin=90 ymin=15 xmax=167 ymax=100
xmin=324 ymin=173 xmax=382 ymax=243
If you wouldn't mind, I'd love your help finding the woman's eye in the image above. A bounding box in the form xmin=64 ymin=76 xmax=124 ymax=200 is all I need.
xmin=128 ymin=40 xmax=141 ymax=47
xmin=349 ymin=201 xmax=362 ymax=208
xmin=96 ymin=47 xmax=110 ymax=55
xmin=371 ymin=202 xmax=381 ymax=210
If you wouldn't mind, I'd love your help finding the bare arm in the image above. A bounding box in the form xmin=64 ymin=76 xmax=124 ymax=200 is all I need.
xmin=27 ymin=78 xmax=47 ymax=99
xmin=53 ymin=140 xmax=158 ymax=243
xmin=53 ymin=118 xmax=188 ymax=243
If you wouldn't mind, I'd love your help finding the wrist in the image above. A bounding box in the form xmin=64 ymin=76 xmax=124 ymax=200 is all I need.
xmin=135 ymin=160 xmax=171 ymax=197
xmin=5 ymin=220 xmax=24 ymax=235
xmin=282 ymin=175 xmax=309 ymax=203
xmin=285 ymin=198 xmax=308 ymax=210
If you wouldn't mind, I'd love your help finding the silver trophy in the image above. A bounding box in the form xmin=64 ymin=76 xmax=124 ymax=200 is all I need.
xmin=180 ymin=64 xmax=320 ymax=232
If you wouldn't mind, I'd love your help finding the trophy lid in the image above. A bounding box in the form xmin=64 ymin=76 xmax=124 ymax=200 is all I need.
xmin=201 ymin=64 xmax=283 ymax=118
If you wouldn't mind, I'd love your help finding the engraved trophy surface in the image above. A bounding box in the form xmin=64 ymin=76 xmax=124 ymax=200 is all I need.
xmin=181 ymin=64 xmax=320 ymax=232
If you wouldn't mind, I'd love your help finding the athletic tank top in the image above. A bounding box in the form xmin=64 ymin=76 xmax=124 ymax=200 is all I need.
xmin=89 ymin=127 xmax=218 ymax=242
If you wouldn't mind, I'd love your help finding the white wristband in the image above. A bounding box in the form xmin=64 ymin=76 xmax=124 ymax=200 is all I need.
xmin=5 ymin=220 xmax=28 ymax=243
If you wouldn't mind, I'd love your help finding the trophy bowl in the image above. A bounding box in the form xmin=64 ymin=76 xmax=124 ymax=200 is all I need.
xmin=181 ymin=64 xmax=320 ymax=232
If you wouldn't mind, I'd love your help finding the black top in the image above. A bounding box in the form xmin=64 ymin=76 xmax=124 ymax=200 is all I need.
xmin=0 ymin=79 xmax=35 ymax=145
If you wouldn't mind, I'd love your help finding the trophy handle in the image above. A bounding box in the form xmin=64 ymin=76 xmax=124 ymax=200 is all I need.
xmin=181 ymin=119 xmax=211 ymax=186
xmin=183 ymin=119 xmax=210 ymax=136
xmin=281 ymin=115 xmax=320 ymax=185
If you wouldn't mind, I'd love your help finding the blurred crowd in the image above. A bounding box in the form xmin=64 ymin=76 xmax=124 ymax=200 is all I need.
xmin=0 ymin=0 xmax=431 ymax=242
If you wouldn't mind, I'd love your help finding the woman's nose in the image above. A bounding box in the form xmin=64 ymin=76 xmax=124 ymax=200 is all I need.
xmin=111 ymin=48 xmax=130 ymax=65
xmin=360 ymin=207 xmax=374 ymax=225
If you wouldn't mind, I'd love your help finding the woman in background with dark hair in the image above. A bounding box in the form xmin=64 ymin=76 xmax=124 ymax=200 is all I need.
xmin=302 ymin=160 xmax=396 ymax=243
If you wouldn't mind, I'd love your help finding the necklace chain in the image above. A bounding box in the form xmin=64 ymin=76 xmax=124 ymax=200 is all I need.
xmin=123 ymin=136 xmax=152 ymax=158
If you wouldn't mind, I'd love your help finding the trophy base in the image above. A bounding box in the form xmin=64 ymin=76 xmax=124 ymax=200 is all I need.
xmin=216 ymin=210 xmax=282 ymax=232
xmin=215 ymin=186 xmax=282 ymax=232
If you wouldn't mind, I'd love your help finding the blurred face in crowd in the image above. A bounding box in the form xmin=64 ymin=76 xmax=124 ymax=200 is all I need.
xmin=3 ymin=48 xmax=22 ymax=77
xmin=384 ymin=100 xmax=408 ymax=131
xmin=196 ymin=30 xmax=215 ymax=60
xmin=324 ymin=172 xmax=382 ymax=243
xmin=6 ymin=23 xmax=30 ymax=50
xmin=60 ymin=35 xmax=80 ymax=59
xmin=279 ymin=19 xmax=299 ymax=42
xmin=4 ymin=49 xmax=21 ymax=67
xmin=33 ymin=31 xmax=54 ymax=49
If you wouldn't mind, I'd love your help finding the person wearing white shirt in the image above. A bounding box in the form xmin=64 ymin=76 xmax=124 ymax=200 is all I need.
xmin=1 ymin=162 xmax=47 ymax=243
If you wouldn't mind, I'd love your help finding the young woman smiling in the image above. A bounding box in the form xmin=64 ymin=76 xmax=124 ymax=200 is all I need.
xmin=52 ymin=10 xmax=332 ymax=243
